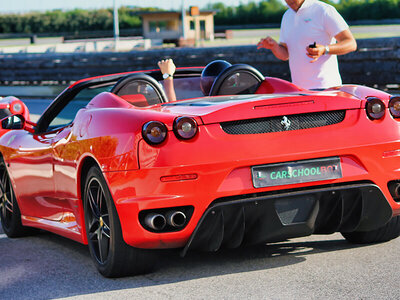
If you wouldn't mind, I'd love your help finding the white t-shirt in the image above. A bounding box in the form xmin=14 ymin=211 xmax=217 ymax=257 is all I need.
xmin=279 ymin=0 xmax=349 ymax=89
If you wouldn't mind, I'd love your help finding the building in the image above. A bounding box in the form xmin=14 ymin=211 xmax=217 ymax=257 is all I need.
xmin=139 ymin=8 xmax=216 ymax=45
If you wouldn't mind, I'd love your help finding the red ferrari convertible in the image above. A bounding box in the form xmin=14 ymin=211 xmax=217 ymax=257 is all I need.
xmin=1 ymin=61 xmax=400 ymax=277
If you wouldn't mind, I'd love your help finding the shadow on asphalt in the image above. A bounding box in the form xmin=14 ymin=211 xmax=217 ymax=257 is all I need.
xmin=0 ymin=226 xmax=367 ymax=299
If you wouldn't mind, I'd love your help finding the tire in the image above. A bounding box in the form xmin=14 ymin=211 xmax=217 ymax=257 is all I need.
xmin=0 ymin=160 xmax=32 ymax=237
xmin=83 ymin=166 xmax=156 ymax=277
xmin=342 ymin=215 xmax=400 ymax=244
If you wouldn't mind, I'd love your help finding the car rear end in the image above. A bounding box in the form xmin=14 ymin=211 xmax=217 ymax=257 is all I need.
xmin=106 ymin=91 xmax=400 ymax=252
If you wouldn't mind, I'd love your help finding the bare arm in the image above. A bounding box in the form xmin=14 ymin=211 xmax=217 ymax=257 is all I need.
xmin=162 ymin=78 xmax=176 ymax=102
xmin=158 ymin=59 xmax=177 ymax=102
xmin=257 ymin=37 xmax=289 ymax=61
xmin=306 ymin=29 xmax=357 ymax=63
xmin=330 ymin=29 xmax=357 ymax=55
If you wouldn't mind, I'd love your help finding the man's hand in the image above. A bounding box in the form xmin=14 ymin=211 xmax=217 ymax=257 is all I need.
xmin=158 ymin=58 xmax=176 ymax=79
xmin=306 ymin=44 xmax=326 ymax=63
xmin=257 ymin=36 xmax=279 ymax=50
xmin=257 ymin=37 xmax=289 ymax=61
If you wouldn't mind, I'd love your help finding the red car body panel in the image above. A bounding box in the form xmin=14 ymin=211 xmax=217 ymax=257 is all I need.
xmin=0 ymin=67 xmax=399 ymax=251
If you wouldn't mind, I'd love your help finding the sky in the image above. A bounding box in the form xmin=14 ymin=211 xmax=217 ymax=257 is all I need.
xmin=0 ymin=0 xmax=260 ymax=13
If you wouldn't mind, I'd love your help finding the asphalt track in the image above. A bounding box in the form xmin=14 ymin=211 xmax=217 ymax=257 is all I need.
xmin=1 ymin=226 xmax=400 ymax=299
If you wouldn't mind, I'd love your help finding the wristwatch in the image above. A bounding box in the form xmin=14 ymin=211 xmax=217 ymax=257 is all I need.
xmin=163 ymin=73 xmax=173 ymax=79
xmin=324 ymin=45 xmax=330 ymax=55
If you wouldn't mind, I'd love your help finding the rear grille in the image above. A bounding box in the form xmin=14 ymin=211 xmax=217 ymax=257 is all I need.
xmin=220 ymin=110 xmax=346 ymax=135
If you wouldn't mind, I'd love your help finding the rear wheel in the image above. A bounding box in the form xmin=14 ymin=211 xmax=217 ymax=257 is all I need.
xmin=83 ymin=166 xmax=156 ymax=277
xmin=0 ymin=161 xmax=32 ymax=237
xmin=342 ymin=215 xmax=400 ymax=244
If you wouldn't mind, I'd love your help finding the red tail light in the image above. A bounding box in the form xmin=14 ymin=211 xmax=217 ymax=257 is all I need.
xmin=10 ymin=101 xmax=24 ymax=115
xmin=142 ymin=121 xmax=168 ymax=145
xmin=389 ymin=96 xmax=400 ymax=118
xmin=366 ymin=97 xmax=385 ymax=120
xmin=173 ymin=117 xmax=198 ymax=140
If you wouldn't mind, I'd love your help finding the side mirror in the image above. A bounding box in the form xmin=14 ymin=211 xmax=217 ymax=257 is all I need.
xmin=1 ymin=114 xmax=25 ymax=130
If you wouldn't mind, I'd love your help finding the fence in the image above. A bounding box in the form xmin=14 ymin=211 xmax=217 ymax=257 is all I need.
xmin=0 ymin=37 xmax=398 ymax=88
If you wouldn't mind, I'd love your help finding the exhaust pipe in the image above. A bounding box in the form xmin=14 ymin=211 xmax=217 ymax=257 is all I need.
xmin=388 ymin=181 xmax=400 ymax=202
xmin=144 ymin=213 xmax=166 ymax=231
xmin=395 ymin=183 xmax=400 ymax=196
xmin=166 ymin=211 xmax=187 ymax=228
xmin=394 ymin=183 xmax=400 ymax=201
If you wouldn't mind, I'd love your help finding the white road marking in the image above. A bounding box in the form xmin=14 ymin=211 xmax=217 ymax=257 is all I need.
xmin=0 ymin=234 xmax=7 ymax=239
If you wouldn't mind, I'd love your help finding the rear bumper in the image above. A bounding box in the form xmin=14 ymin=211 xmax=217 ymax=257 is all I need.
xmin=105 ymin=152 xmax=399 ymax=251
xmin=182 ymin=182 xmax=392 ymax=255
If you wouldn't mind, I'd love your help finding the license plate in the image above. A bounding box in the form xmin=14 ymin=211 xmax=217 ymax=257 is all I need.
xmin=252 ymin=157 xmax=342 ymax=188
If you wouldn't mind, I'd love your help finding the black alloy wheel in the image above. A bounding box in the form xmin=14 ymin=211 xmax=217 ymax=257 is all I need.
xmin=83 ymin=166 xmax=157 ymax=277
xmin=0 ymin=161 xmax=31 ymax=237
xmin=0 ymin=162 xmax=14 ymax=230
xmin=86 ymin=176 xmax=111 ymax=264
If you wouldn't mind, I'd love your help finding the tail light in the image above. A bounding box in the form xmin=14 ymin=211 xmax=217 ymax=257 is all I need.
xmin=173 ymin=117 xmax=198 ymax=140
xmin=366 ymin=97 xmax=385 ymax=120
xmin=10 ymin=101 xmax=24 ymax=115
xmin=142 ymin=121 xmax=167 ymax=145
xmin=389 ymin=96 xmax=400 ymax=118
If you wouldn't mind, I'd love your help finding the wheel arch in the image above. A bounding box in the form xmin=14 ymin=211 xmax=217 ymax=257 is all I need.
xmin=0 ymin=151 xmax=19 ymax=204
xmin=77 ymin=155 xmax=102 ymax=244
xmin=78 ymin=155 xmax=102 ymax=202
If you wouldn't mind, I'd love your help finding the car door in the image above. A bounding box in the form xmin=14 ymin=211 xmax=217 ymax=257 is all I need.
xmin=44 ymin=82 xmax=114 ymax=218
xmin=9 ymin=130 xmax=59 ymax=220
xmin=51 ymin=124 xmax=78 ymax=218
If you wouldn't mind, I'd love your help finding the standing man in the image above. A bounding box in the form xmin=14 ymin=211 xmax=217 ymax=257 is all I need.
xmin=257 ymin=0 xmax=357 ymax=90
